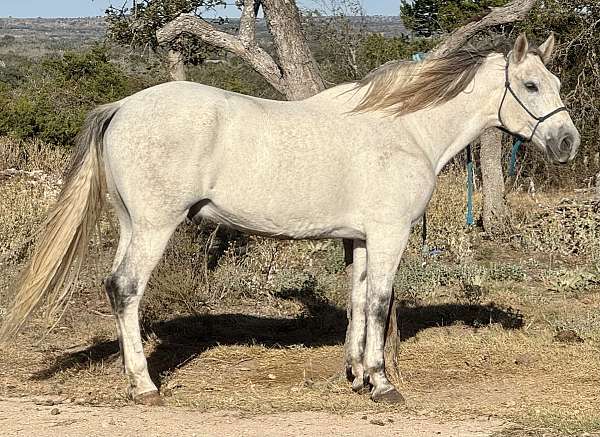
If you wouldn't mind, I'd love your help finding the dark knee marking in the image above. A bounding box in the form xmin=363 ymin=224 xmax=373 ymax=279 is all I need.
xmin=371 ymin=301 xmax=389 ymax=325
xmin=105 ymin=273 xmax=138 ymax=314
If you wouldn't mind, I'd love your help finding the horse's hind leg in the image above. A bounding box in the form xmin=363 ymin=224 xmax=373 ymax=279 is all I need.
xmin=105 ymin=213 xmax=185 ymax=405
xmin=104 ymin=190 xmax=132 ymax=372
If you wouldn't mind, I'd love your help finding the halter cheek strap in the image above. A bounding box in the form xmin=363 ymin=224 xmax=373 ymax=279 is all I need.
xmin=498 ymin=58 xmax=568 ymax=142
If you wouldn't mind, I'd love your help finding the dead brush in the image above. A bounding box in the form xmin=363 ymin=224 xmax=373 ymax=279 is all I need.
xmin=0 ymin=136 xmax=68 ymax=174
xmin=0 ymin=138 xmax=68 ymax=266
xmin=406 ymin=169 xmax=482 ymax=257
xmin=517 ymin=197 xmax=600 ymax=259
xmin=541 ymin=265 xmax=600 ymax=294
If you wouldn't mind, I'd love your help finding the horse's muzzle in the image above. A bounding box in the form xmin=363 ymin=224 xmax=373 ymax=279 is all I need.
xmin=548 ymin=128 xmax=580 ymax=164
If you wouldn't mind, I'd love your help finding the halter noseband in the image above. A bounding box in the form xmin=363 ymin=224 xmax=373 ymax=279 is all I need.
xmin=498 ymin=57 xmax=567 ymax=142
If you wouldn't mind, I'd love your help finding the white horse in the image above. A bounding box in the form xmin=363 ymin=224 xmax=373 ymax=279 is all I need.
xmin=0 ymin=34 xmax=579 ymax=405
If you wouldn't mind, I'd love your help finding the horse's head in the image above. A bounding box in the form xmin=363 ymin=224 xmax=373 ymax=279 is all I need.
xmin=499 ymin=33 xmax=580 ymax=164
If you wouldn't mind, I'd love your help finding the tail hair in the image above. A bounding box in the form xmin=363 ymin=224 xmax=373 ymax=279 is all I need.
xmin=0 ymin=102 xmax=120 ymax=342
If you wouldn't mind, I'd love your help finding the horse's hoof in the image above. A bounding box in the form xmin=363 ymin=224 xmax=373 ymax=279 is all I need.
xmin=351 ymin=377 xmax=371 ymax=394
xmin=134 ymin=391 xmax=164 ymax=406
xmin=345 ymin=364 xmax=354 ymax=382
xmin=371 ymin=387 xmax=405 ymax=404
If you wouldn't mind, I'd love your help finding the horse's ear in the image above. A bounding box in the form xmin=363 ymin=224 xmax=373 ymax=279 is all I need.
xmin=511 ymin=33 xmax=529 ymax=64
xmin=538 ymin=33 xmax=555 ymax=65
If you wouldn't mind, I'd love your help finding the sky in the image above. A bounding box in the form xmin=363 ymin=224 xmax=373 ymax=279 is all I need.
xmin=0 ymin=0 xmax=400 ymax=18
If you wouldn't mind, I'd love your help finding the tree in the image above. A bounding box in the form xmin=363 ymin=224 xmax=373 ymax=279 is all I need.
xmin=403 ymin=0 xmax=537 ymax=236
xmin=401 ymin=0 xmax=510 ymax=36
xmin=157 ymin=0 xmax=325 ymax=99
xmin=480 ymin=128 xmax=507 ymax=233
xmin=106 ymin=0 xmax=225 ymax=80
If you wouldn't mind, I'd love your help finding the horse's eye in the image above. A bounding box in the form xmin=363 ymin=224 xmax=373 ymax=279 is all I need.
xmin=524 ymin=81 xmax=539 ymax=92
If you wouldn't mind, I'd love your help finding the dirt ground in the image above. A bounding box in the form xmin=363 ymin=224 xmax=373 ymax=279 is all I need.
xmin=1 ymin=291 xmax=600 ymax=437
xmin=0 ymin=396 xmax=508 ymax=437
xmin=2 ymin=165 xmax=600 ymax=437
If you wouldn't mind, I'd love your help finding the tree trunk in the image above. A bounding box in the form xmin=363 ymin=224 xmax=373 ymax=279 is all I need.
xmin=167 ymin=49 xmax=187 ymax=81
xmin=480 ymin=128 xmax=508 ymax=235
xmin=428 ymin=0 xmax=536 ymax=238
xmin=430 ymin=0 xmax=536 ymax=58
xmin=157 ymin=0 xmax=323 ymax=99
xmin=261 ymin=0 xmax=325 ymax=99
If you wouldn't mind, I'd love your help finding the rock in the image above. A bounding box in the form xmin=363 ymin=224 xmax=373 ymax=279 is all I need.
xmin=554 ymin=329 xmax=583 ymax=343
xmin=34 ymin=396 xmax=67 ymax=406
xmin=514 ymin=353 xmax=537 ymax=365
xmin=50 ymin=408 xmax=60 ymax=415
xmin=370 ymin=419 xmax=385 ymax=426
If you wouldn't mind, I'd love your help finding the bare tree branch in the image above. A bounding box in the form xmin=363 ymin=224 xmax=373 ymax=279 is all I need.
xmin=430 ymin=0 xmax=537 ymax=58
xmin=157 ymin=14 xmax=285 ymax=94
xmin=239 ymin=0 xmax=257 ymax=47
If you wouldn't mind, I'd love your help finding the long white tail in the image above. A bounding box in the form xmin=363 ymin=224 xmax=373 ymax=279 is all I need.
xmin=0 ymin=102 xmax=121 ymax=342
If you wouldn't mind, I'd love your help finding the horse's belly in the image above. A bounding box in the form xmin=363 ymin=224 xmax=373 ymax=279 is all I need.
xmin=193 ymin=200 xmax=364 ymax=240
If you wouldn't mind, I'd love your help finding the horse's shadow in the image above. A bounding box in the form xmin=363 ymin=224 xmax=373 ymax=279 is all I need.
xmin=32 ymin=290 xmax=523 ymax=387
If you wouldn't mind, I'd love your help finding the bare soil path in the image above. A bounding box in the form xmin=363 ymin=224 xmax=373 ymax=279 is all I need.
xmin=0 ymin=396 xmax=507 ymax=437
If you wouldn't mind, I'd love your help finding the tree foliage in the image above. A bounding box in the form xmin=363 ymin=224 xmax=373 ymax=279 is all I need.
xmin=401 ymin=0 xmax=509 ymax=36
xmin=106 ymin=0 xmax=225 ymax=64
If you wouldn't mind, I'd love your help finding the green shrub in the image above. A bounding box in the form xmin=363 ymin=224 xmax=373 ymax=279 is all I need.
xmin=187 ymin=60 xmax=283 ymax=100
xmin=0 ymin=45 xmax=155 ymax=146
xmin=357 ymin=34 xmax=435 ymax=73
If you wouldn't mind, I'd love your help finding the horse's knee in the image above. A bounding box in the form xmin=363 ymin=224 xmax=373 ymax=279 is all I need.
xmin=105 ymin=273 xmax=138 ymax=314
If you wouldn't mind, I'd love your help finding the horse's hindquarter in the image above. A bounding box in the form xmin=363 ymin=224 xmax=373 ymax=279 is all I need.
xmin=103 ymin=82 xmax=433 ymax=239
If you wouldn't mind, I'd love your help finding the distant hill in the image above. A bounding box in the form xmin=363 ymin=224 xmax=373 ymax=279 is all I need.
xmin=0 ymin=15 xmax=407 ymax=60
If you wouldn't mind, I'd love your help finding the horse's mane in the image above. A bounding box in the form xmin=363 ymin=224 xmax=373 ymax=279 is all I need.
xmin=353 ymin=42 xmax=542 ymax=116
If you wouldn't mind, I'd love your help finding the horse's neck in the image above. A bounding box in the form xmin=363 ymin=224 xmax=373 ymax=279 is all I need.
xmin=324 ymin=55 xmax=506 ymax=175
xmin=402 ymin=55 xmax=506 ymax=174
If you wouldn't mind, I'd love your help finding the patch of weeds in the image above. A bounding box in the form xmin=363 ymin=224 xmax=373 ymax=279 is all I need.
xmin=519 ymin=198 xmax=600 ymax=260
xmin=544 ymin=311 xmax=600 ymax=342
xmin=394 ymin=257 xmax=526 ymax=303
xmin=516 ymin=407 xmax=600 ymax=436
xmin=487 ymin=263 xmax=526 ymax=282
xmin=542 ymin=266 xmax=600 ymax=294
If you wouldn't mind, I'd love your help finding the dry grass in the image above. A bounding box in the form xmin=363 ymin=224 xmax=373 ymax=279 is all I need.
xmin=0 ymin=137 xmax=68 ymax=174
xmin=1 ymin=136 xmax=600 ymax=435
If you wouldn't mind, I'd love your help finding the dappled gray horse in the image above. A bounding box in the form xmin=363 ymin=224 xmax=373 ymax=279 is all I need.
xmin=0 ymin=34 xmax=579 ymax=405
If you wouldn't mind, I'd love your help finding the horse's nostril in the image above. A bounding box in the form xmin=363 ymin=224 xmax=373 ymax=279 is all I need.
xmin=560 ymin=135 xmax=573 ymax=153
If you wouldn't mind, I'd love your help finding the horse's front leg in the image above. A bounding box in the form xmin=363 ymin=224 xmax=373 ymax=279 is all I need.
xmin=363 ymin=225 xmax=410 ymax=403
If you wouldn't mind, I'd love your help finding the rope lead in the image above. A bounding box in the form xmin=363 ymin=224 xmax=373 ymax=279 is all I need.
xmin=508 ymin=138 xmax=524 ymax=177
